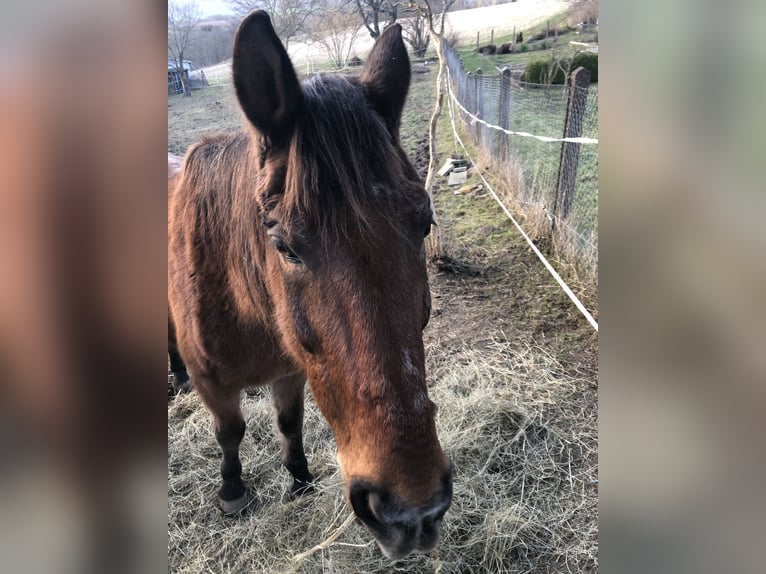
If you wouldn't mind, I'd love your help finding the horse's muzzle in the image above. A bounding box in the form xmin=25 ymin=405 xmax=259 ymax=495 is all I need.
xmin=348 ymin=466 xmax=453 ymax=560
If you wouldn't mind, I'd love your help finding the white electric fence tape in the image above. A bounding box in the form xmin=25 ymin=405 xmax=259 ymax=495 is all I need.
xmin=447 ymin=81 xmax=598 ymax=145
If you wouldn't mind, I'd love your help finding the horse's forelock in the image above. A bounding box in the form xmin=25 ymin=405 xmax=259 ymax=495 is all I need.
xmin=278 ymin=74 xmax=418 ymax=236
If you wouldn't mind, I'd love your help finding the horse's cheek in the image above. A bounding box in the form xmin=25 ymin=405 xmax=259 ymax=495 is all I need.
xmin=268 ymin=271 xmax=319 ymax=360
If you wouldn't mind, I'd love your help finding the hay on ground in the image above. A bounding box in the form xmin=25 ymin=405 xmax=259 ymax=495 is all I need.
xmin=168 ymin=334 xmax=598 ymax=573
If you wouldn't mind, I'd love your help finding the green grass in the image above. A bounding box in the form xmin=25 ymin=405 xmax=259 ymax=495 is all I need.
xmin=167 ymin=85 xmax=242 ymax=156
xmin=429 ymin=95 xmax=519 ymax=260
xmin=399 ymin=67 xmax=436 ymax=159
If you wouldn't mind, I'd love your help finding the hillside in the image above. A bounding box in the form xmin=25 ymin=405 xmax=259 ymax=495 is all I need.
xmin=201 ymin=0 xmax=568 ymax=78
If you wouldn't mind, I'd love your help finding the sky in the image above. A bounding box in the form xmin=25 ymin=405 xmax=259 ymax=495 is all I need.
xmin=196 ymin=0 xmax=234 ymax=18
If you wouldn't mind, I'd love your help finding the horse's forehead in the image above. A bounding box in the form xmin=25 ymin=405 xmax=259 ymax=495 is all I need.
xmin=302 ymin=73 xmax=361 ymax=94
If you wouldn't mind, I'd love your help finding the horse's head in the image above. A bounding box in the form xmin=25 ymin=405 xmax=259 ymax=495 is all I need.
xmin=232 ymin=12 xmax=452 ymax=559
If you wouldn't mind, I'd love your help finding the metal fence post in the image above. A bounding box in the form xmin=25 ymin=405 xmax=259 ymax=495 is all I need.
xmin=499 ymin=67 xmax=512 ymax=160
xmin=466 ymin=70 xmax=473 ymax=121
xmin=475 ymin=68 xmax=484 ymax=146
xmin=554 ymin=66 xmax=591 ymax=231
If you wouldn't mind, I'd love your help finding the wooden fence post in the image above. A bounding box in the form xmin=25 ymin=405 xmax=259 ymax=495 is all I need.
xmin=490 ymin=29 xmax=494 ymax=44
xmin=553 ymin=66 xmax=591 ymax=231
xmin=476 ymin=31 xmax=479 ymax=51
xmin=499 ymin=67 xmax=512 ymax=160
xmin=475 ymin=68 xmax=484 ymax=146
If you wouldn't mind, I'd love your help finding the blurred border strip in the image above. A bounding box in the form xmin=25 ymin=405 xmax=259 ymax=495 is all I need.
xmin=601 ymin=1 xmax=766 ymax=573
xmin=0 ymin=1 xmax=168 ymax=573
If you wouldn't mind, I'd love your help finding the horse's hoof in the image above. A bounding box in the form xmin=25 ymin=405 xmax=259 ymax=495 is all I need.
xmin=220 ymin=493 xmax=250 ymax=515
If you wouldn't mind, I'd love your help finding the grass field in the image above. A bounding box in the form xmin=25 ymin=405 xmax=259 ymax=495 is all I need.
xmin=455 ymin=8 xmax=597 ymax=74
xmin=168 ymin=49 xmax=597 ymax=574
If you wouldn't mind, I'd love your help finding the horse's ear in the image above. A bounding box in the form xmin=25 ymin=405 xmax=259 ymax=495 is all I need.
xmin=232 ymin=11 xmax=303 ymax=139
xmin=360 ymin=23 xmax=410 ymax=134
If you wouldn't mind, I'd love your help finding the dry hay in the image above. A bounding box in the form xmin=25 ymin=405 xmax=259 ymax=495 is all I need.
xmin=168 ymin=334 xmax=598 ymax=573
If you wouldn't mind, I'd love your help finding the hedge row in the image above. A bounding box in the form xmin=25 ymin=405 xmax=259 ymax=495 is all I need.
xmin=522 ymin=52 xmax=598 ymax=84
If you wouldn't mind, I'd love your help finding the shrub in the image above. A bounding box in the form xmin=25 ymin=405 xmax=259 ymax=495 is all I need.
xmin=520 ymin=43 xmax=529 ymax=53
xmin=499 ymin=42 xmax=511 ymax=54
xmin=516 ymin=31 xmax=523 ymax=43
xmin=522 ymin=59 xmax=566 ymax=84
xmin=571 ymin=51 xmax=598 ymax=82
xmin=478 ymin=44 xmax=497 ymax=55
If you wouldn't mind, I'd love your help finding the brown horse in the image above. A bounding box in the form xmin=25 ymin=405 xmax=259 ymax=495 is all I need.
xmin=168 ymin=12 xmax=452 ymax=559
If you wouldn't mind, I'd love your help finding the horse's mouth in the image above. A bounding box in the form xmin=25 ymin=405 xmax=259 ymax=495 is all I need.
xmin=373 ymin=526 xmax=441 ymax=561
xmin=361 ymin=515 xmax=443 ymax=560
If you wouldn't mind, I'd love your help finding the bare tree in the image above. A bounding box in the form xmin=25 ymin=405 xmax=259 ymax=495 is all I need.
xmin=226 ymin=0 xmax=319 ymax=49
xmin=407 ymin=0 xmax=455 ymax=260
xmin=311 ymin=5 xmax=362 ymax=69
xmin=351 ymin=0 xmax=399 ymax=39
xmin=168 ymin=0 xmax=202 ymax=97
xmin=400 ymin=6 xmax=430 ymax=57
xmin=186 ymin=20 xmax=239 ymax=67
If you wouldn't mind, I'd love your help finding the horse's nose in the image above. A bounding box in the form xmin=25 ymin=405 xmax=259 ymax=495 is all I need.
xmin=348 ymin=468 xmax=453 ymax=559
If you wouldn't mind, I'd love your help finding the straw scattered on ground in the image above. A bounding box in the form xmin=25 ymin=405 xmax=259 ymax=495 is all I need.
xmin=168 ymin=335 xmax=597 ymax=573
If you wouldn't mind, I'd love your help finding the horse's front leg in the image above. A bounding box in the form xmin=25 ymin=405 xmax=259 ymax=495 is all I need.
xmin=195 ymin=381 xmax=248 ymax=514
xmin=272 ymin=373 xmax=315 ymax=497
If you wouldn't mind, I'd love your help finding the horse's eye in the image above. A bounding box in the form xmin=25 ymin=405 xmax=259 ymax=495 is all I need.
xmin=270 ymin=238 xmax=302 ymax=265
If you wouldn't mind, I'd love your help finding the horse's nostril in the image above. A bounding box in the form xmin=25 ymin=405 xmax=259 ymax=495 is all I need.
xmin=422 ymin=516 xmax=435 ymax=535
xmin=419 ymin=515 xmax=441 ymax=549
xmin=368 ymin=492 xmax=386 ymax=524
xmin=348 ymin=480 xmax=387 ymax=531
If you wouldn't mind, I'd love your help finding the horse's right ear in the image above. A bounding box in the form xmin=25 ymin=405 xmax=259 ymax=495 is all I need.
xmin=232 ymin=11 xmax=303 ymax=139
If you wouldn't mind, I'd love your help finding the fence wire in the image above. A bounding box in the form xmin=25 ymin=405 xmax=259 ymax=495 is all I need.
xmin=444 ymin=43 xmax=598 ymax=279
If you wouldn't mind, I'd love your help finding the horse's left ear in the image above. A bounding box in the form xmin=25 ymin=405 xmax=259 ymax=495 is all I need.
xmin=360 ymin=24 xmax=411 ymax=134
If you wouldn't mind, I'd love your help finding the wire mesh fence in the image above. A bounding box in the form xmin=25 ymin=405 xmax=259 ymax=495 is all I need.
xmin=444 ymin=43 xmax=598 ymax=281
